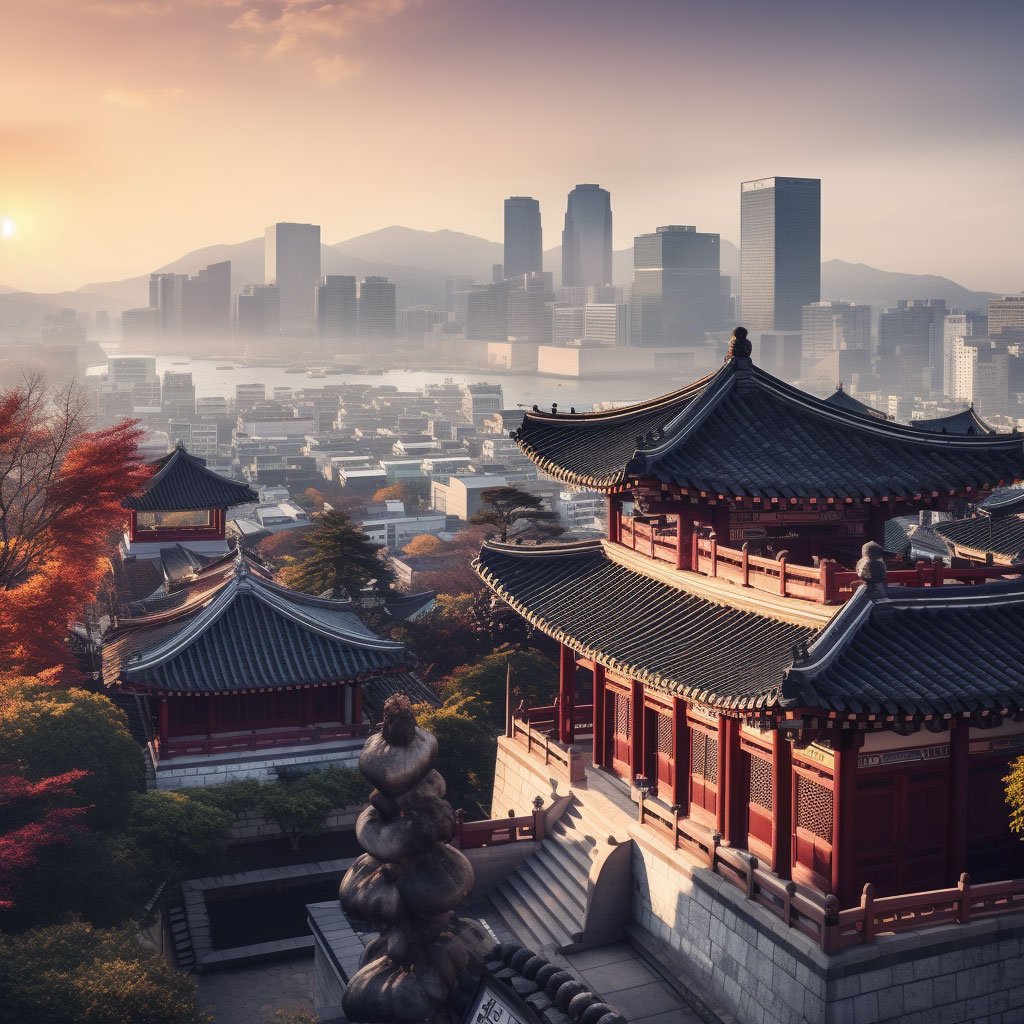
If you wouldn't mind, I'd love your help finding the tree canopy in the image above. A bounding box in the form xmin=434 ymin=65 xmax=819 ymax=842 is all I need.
xmin=470 ymin=485 xmax=563 ymax=543
xmin=0 ymin=376 xmax=147 ymax=677
xmin=388 ymin=593 xmax=490 ymax=679
xmin=403 ymin=533 xmax=444 ymax=557
xmin=278 ymin=509 xmax=395 ymax=599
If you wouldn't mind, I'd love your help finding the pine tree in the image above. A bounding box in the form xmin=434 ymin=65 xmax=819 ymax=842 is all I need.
xmin=470 ymin=485 xmax=563 ymax=543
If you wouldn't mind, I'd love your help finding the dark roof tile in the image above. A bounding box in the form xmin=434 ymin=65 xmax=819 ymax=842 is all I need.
xmin=125 ymin=444 xmax=258 ymax=511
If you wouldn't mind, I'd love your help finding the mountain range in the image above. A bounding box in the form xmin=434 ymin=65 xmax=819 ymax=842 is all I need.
xmin=0 ymin=225 xmax=998 ymax=331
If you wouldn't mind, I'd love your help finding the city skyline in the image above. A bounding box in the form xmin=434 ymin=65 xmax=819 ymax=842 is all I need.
xmin=2 ymin=0 xmax=1023 ymax=293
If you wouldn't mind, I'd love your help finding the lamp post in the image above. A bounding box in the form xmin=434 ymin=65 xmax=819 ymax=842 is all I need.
xmin=634 ymin=774 xmax=652 ymax=823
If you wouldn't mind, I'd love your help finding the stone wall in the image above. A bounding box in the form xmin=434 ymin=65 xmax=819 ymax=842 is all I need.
xmin=463 ymin=841 xmax=539 ymax=901
xmin=227 ymin=807 xmax=359 ymax=844
xmin=491 ymin=735 xmax=573 ymax=819
xmin=154 ymin=744 xmax=361 ymax=790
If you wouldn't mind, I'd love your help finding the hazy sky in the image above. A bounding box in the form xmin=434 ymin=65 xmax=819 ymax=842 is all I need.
xmin=2 ymin=0 xmax=1023 ymax=293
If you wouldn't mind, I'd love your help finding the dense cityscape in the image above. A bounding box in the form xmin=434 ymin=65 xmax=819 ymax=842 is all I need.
xmin=4 ymin=3 xmax=1024 ymax=1024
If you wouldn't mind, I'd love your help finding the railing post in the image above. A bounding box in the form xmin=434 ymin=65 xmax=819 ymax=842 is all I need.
xmin=710 ymin=830 xmax=721 ymax=869
xmin=454 ymin=808 xmax=464 ymax=848
xmin=692 ymin=529 xmax=699 ymax=573
xmin=532 ymin=797 xmax=546 ymax=842
xmin=779 ymin=555 xmax=788 ymax=596
xmin=861 ymin=882 xmax=876 ymax=943
xmin=933 ymin=556 xmax=943 ymax=588
xmin=741 ymin=542 xmax=750 ymax=587
xmin=675 ymin=515 xmax=685 ymax=570
xmin=821 ymin=558 xmax=836 ymax=603
xmin=745 ymin=855 xmax=758 ymax=900
xmin=783 ymin=880 xmax=796 ymax=927
xmin=957 ymin=872 xmax=972 ymax=924
xmin=822 ymin=894 xmax=840 ymax=953
xmin=916 ymin=559 xmax=925 ymax=587
xmin=710 ymin=531 xmax=718 ymax=577
xmin=671 ymin=804 xmax=680 ymax=850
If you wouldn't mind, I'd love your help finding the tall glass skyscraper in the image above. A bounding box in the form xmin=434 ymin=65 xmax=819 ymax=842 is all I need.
xmin=504 ymin=197 xmax=543 ymax=279
xmin=561 ymin=184 xmax=613 ymax=287
xmin=740 ymin=177 xmax=820 ymax=332
xmin=265 ymin=222 xmax=321 ymax=335
xmin=631 ymin=225 xmax=722 ymax=346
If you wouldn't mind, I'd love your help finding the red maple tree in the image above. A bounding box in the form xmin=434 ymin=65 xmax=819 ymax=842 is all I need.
xmin=0 ymin=765 xmax=87 ymax=909
xmin=0 ymin=375 xmax=149 ymax=679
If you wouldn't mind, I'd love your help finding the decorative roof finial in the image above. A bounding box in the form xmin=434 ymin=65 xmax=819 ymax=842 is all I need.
xmin=856 ymin=541 xmax=887 ymax=598
xmin=728 ymin=326 xmax=752 ymax=360
xmin=174 ymin=438 xmax=186 ymax=450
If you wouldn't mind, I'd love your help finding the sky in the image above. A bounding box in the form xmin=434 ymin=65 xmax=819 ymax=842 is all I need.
xmin=2 ymin=0 xmax=1023 ymax=294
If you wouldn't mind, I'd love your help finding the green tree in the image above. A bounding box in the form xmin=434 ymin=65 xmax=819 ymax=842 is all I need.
xmin=415 ymin=697 xmax=496 ymax=819
xmin=0 ymin=921 xmax=211 ymax=1024
xmin=279 ymin=510 xmax=395 ymax=598
xmin=0 ymin=678 xmax=144 ymax=829
xmin=388 ymin=593 xmax=489 ymax=679
xmin=1006 ymin=756 xmax=1024 ymax=835
xmin=441 ymin=650 xmax=559 ymax=733
xmin=470 ymin=486 xmax=563 ymax=543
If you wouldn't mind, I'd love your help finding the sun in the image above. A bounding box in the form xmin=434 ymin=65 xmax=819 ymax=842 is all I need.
xmin=1 ymin=217 xmax=14 ymax=239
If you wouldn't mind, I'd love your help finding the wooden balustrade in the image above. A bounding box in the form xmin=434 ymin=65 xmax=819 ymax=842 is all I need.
xmin=160 ymin=722 xmax=369 ymax=759
xmin=509 ymin=713 xmax=586 ymax=783
xmin=620 ymin=516 xmax=683 ymax=567
xmin=452 ymin=807 xmax=544 ymax=849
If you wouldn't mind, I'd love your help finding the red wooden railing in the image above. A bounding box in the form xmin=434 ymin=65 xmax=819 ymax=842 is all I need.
xmin=619 ymin=515 xmax=683 ymax=567
xmin=452 ymin=806 xmax=545 ymax=849
xmin=159 ymin=723 xmax=369 ymax=760
xmin=516 ymin=703 xmax=594 ymax=736
xmin=509 ymin=710 xmax=587 ymax=784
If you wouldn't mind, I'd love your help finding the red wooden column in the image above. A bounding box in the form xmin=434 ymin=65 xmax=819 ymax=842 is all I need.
xmin=721 ymin=717 xmax=743 ymax=845
xmin=630 ymin=680 xmax=644 ymax=783
xmin=947 ymin=717 xmax=970 ymax=879
xmin=592 ymin=664 xmax=607 ymax=768
xmin=672 ymin=697 xmax=689 ymax=809
xmin=831 ymin=730 xmax=863 ymax=903
xmin=158 ymin=698 xmax=169 ymax=746
xmin=606 ymin=496 xmax=618 ymax=542
xmin=558 ymin=644 xmax=576 ymax=744
xmin=352 ymin=685 xmax=363 ymax=728
xmin=771 ymin=728 xmax=793 ymax=878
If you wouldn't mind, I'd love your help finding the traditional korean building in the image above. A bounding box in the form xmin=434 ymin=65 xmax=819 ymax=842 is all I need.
xmin=472 ymin=330 xmax=1024 ymax=1024
xmin=103 ymin=550 xmax=433 ymax=788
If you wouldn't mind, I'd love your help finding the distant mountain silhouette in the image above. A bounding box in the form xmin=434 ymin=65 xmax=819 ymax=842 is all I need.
xmin=0 ymin=227 xmax=998 ymax=331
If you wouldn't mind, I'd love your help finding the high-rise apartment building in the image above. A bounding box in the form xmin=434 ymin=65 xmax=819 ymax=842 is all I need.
xmin=800 ymin=301 xmax=870 ymax=379
xmin=162 ymin=371 xmax=196 ymax=419
xmin=317 ymin=275 xmax=357 ymax=341
xmin=504 ymin=197 xmax=543 ymax=279
xmin=740 ymin=177 xmax=821 ymax=331
xmin=149 ymin=273 xmax=187 ymax=335
xmin=265 ymin=222 xmax=321 ymax=334
xmin=988 ymin=294 xmax=1024 ymax=336
xmin=953 ymin=336 xmax=1008 ymax=413
xmin=465 ymin=272 xmax=554 ymax=345
xmin=561 ymin=184 xmax=613 ymax=287
xmin=631 ymin=225 xmax=722 ymax=346
xmin=943 ymin=311 xmax=988 ymax=397
xmin=357 ymin=277 xmax=397 ymax=341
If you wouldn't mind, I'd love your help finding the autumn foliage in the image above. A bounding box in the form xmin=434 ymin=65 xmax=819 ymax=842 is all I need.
xmin=0 ymin=376 xmax=148 ymax=678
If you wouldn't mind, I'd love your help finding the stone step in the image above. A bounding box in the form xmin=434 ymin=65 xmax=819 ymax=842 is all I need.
xmin=489 ymin=884 xmax=572 ymax=952
xmin=540 ymin=832 xmax=592 ymax=882
xmin=525 ymin=845 xmax=588 ymax=911
xmin=517 ymin=857 xmax=587 ymax=926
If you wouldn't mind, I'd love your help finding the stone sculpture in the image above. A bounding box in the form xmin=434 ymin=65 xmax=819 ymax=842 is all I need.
xmin=340 ymin=694 xmax=481 ymax=1023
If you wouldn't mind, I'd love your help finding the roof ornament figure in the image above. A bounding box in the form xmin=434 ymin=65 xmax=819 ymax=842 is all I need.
xmin=551 ymin=402 xmax=558 ymax=415
xmin=728 ymin=326 xmax=752 ymax=360
xmin=340 ymin=694 xmax=484 ymax=1022
xmin=728 ymin=326 xmax=754 ymax=392
xmin=856 ymin=541 xmax=887 ymax=599
xmin=174 ymin=438 xmax=186 ymax=450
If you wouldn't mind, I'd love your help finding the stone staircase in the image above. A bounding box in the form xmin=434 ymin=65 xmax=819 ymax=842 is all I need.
xmin=168 ymin=904 xmax=196 ymax=971
xmin=489 ymin=800 xmax=598 ymax=952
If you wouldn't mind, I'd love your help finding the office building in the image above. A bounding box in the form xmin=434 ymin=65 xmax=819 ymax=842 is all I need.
xmin=265 ymin=222 xmax=321 ymax=334
xmin=182 ymin=260 xmax=231 ymax=335
xmin=953 ymin=336 xmax=1008 ymax=413
xmin=504 ymin=197 xmax=543 ymax=278
xmin=988 ymin=294 xmax=1024 ymax=336
xmin=801 ymin=301 xmax=870 ymax=380
xmin=237 ymin=285 xmax=280 ymax=337
xmin=583 ymin=303 xmax=629 ymax=347
xmin=466 ymin=272 xmax=554 ymax=345
xmin=443 ymin=276 xmax=474 ymax=316
xmin=149 ymin=273 xmax=187 ymax=335
xmin=553 ymin=306 xmax=585 ymax=346
xmin=357 ymin=277 xmax=397 ymax=342
xmin=317 ymin=275 xmax=357 ymax=341
xmin=121 ymin=308 xmax=160 ymax=340
xmin=878 ymin=299 xmax=947 ymax=395
xmin=561 ymin=184 xmax=613 ymax=287
xmin=161 ymin=371 xmax=196 ymax=419
xmin=740 ymin=176 xmax=821 ymax=331
xmin=631 ymin=225 xmax=722 ymax=346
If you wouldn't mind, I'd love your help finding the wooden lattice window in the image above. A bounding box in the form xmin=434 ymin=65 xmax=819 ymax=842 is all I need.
xmin=691 ymin=730 xmax=719 ymax=784
xmin=656 ymin=714 xmax=673 ymax=755
xmin=613 ymin=692 xmax=630 ymax=737
xmin=748 ymin=754 xmax=773 ymax=811
xmin=796 ymin=774 xmax=834 ymax=843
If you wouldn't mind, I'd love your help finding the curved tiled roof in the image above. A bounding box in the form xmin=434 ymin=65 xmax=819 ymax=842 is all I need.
xmin=104 ymin=554 xmax=409 ymax=693
xmin=125 ymin=444 xmax=258 ymax=511
xmin=910 ymin=407 xmax=995 ymax=436
xmin=934 ymin=515 xmax=1024 ymax=562
xmin=474 ymin=540 xmax=815 ymax=713
xmin=512 ymin=356 xmax=1023 ymax=498
xmin=823 ymin=385 xmax=888 ymax=421
xmin=782 ymin=579 xmax=1024 ymax=718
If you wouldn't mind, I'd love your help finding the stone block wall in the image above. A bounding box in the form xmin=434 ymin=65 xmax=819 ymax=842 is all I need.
xmin=154 ymin=744 xmax=361 ymax=790
xmin=491 ymin=736 xmax=573 ymax=819
xmin=227 ymin=807 xmax=359 ymax=844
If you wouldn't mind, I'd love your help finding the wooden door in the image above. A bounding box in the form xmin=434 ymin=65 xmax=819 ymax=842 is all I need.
xmin=604 ymin=690 xmax=631 ymax=781
xmin=743 ymin=748 xmax=773 ymax=857
xmin=644 ymin=709 xmax=674 ymax=799
xmin=689 ymin=725 xmax=719 ymax=824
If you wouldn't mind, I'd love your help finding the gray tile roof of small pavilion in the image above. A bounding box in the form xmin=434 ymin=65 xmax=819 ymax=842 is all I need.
xmin=979 ymin=486 xmax=1024 ymax=516
xmin=511 ymin=342 xmax=1024 ymax=498
xmin=124 ymin=442 xmax=258 ymax=511
xmin=104 ymin=553 xmax=409 ymax=693
xmin=781 ymin=574 xmax=1024 ymax=719
xmin=823 ymin=384 xmax=888 ymax=421
xmin=474 ymin=539 xmax=816 ymax=713
xmin=909 ymin=406 xmax=996 ymax=436
xmin=361 ymin=671 xmax=439 ymax=723
xmin=934 ymin=515 xmax=1024 ymax=562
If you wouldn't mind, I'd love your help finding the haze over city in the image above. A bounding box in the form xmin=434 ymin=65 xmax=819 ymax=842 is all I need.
xmin=3 ymin=0 xmax=1023 ymax=293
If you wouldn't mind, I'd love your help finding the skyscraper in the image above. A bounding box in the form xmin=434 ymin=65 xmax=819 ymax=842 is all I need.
xmin=317 ymin=275 xmax=357 ymax=341
xmin=631 ymin=225 xmax=722 ymax=346
xmin=148 ymin=273 xmax=187 ymax=334
xmin=237 ymin=284 xmax=280 ymax=336
xmin=561 ymin=184 xmax=612 ymax=287
xmin=357 ymin=277 xmax=397 ymax=342
xmin=182 ymin=261 xmax=231 ymax=336
xmin=878 ymin=299 xmax=947 ymax=395
xmin=740 ymin=177 xmax=821 ymax=331
xmin=800 ymin=301 xmax=870 ymax=380
xmin=504 ymin=197 xmax=543 ymax=279
xmin=265 ymin=222 xmax=321 ymax=335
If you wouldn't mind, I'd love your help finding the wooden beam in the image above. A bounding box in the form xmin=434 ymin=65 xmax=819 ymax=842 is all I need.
xmin=772 ymin=729 xmax=793 ymax=879
xmin=722 ymin=716 xmax=743 ymax=846
xmin=831 ymin=730 xmax=862 ymax=903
